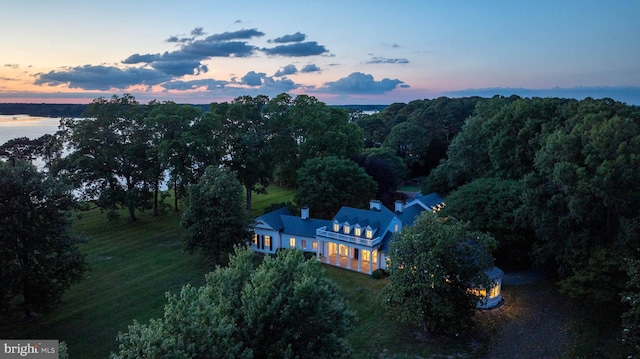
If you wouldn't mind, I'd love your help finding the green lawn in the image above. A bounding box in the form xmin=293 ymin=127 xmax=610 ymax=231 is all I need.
xmin=324 ymin=266 xmax=472 ymax=358
xmin=2 ymin=184 xmax=472 ymax=358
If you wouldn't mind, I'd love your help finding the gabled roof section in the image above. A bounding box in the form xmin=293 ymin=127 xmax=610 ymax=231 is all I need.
xmin=412 ymin=192 xmax=445 ymax=210
xmin=281 ymin=215 xmax=332 ymax=238
xmin=398 ymin=205 xmax=425 ymax=226
xmin=254 ymin=206 xmax=292 ymax=231
xmin=332 ymin=205 xmax=397 ymax=236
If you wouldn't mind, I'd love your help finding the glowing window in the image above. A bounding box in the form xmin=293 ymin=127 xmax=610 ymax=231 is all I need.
xmin=333 ymin=221 xmax=340 ymax=232
xmin=365 ymin=227 xmax=373 ymax=239
xmin=339 ymin=244 xmax=348 ymax=256
xmin=312 ymin=241 xmax=318 ymax=250
xmin=489 ymin=282 xmax=501 ymax=299
xmin=265 ymin=236 xmax=271 ymax=247
xmin=355 ymin=226 xmax=362 ymax=236
xmin=362 ymin=250 xmax=371 ymax=262
xmin=253 ymin=234 xmax=258 ymax=245
xmin=289 ymin=237 xmax=296 ymax=247
xmin=372 ymin=249 xmax=378 ymax=264
xmin=343 ymin=224 xmax=350 ymax=234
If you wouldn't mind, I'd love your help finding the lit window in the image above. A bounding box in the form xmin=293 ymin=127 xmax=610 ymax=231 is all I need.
xmin=372 ymin=249 xmax=378 ymax=264
xmin=489 ymin=282 xmax=501 ymax=299
xmin=265 ymin=236 xmax=271 ymax=247
xmin=343 ymin=224 xmax=350 ymax=234
xmin=289 ymin=237 xmax=296 ymax=247
xmin=355 ymin=225 xmax=362 ymax=236
xmin=253 ymin=234 xmax=258 ymax=245
xmin=365 ymin=227 xmax=373 ymax=239
xmin=301 ymin=240 xmax=307 ymax=249
xmin=333 ymin=221 xmax=340 ymax=232
xmin=339 ymin=244 xmax=348 ymax=256
xmin=312 ymin=241 xmax=318 ymax=250
xmin=362 ymin=250 xmax=371 ymax=262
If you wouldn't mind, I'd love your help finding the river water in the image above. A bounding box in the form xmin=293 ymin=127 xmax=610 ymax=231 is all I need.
xmin=0 ymin=114 xmax=62 ymax=145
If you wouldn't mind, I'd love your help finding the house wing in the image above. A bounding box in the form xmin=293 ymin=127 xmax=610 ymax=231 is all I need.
xmin=281 ymin=215 xmax=332 ymax=237
xmin=254 ymin=207 xmax=292 ymax=231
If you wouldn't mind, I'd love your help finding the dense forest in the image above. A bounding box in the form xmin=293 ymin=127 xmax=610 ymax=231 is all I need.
xmin=2 ymin=93 xmax=640 ymax=355
xmin=0 ymin=103 xmax=385 ymax=119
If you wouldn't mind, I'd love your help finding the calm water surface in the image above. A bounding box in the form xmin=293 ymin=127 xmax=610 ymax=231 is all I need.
xmin=0 ymin=115 xmax=62 ymax=145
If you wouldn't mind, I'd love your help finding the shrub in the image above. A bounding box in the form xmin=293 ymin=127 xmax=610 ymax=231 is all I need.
xmin=372 ymin=268 xmax=388 ymax=279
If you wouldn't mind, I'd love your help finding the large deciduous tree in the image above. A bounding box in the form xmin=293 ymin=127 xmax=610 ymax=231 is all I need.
xmin=147 ymin=101 xmax=220 ymax=213
xmin=57 ymin=94 xmax=152 ymax=221
xmin=113 ymin=247 xmax=354 ymax=359
xmin=295 ymin=156 xmax=378 ymax=219
xmin=442 ymin=177 xmax=535 ymax=270
xmin=180 ymin=166 xmax=251 ymax=265
xmin=219 ymin=95 xmax=273 ymax=214
xmin=384 ymin=213 xmax=496 ymax=336
xmin=0 ymin=161 xmax=85 ymax=319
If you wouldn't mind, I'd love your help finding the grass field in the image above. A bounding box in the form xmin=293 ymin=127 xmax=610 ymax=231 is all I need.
xmin=2 ymin=184 xmax=478 ymax=358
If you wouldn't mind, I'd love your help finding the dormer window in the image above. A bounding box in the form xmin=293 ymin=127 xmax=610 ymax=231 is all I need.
xmin=365 ymin=226 xmax=373 ymax=239
xmin=354 ymin=224 xmax=362 ymax=236
xmin=333 ymin=220 xmax=340 ymax=232
xmin=343 ymin=222 xmax=350 ymax=234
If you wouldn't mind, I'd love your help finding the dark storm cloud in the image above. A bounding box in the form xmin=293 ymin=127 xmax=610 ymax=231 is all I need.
xmin=301 ymin=64 xmax=321 ymax=73
xmin=262 ymin=42 xmax=328 ymax=57
xmin=365 ymin=57 xmax=409 ymax=64
xmin=270 ymin=32 xmax=306 ymax=43
xmin=35 ymin=65 xmax=170 ymax=90
xmin=207 ymin=28 xmax=265 ymax=41
xmin=274 ymin=64 xmax=298 ymax=77
xmin=321 ymin=72 xmax=406 ymax=94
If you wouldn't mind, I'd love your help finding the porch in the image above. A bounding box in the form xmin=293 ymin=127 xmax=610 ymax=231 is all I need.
xmin=322 ymin=254 xmax=380 ymax=274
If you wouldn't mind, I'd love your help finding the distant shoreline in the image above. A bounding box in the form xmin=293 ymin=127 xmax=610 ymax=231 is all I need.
xmin=0 ymin=103 xmax=388 ymax=118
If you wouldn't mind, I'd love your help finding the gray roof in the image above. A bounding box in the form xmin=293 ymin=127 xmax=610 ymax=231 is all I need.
xmin=255 ymin=206 xmax=292 ymax=231
xmin=281 ymin=215 xmax=332 ymax=238
xmin=333 ymin=205 xmax=397 ymax=236
xmin=414 ymin=192 xmax=445 ymax=209
xmin=398 ymin=205 xmax=425 ymax=226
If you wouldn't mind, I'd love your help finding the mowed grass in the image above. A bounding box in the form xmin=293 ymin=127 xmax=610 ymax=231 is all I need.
xmin=324 ymin=266 xmax=472 ymax=358
xmin=3 ymin=184 xmax=469 ymax=358
xmin=6 ymin=205 xmax=211 ymax=358
xmin=3 ymin=185 xmax=294 ymax=358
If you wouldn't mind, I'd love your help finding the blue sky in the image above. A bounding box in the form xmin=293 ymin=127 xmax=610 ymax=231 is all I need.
xmin=1 ymin=0 xmax=638 ymax=105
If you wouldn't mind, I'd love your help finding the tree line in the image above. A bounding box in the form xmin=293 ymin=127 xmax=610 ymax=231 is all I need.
xmin=420 ymin=96 xmax=640 ymax=355
xmin=3 ymin=93 xmax=640 ymax=356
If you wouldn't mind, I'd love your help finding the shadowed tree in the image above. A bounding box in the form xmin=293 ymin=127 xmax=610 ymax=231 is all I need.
xmin=219 ymin=95 xmax=273 ymax=214
xmin=181 ymin=166 xmax=251 ymax=265
xmin=57 ymin=94 xmax=152 ymax=221
xmin=0 ymin=161 xmax=85 ymax=319
xmin=384 ymin=213 xmax=496 ymax=336
xmin=113 ymin=247 xmax=354 ymax=359
xmin=295 ymin=156 xmax=377 ymax=219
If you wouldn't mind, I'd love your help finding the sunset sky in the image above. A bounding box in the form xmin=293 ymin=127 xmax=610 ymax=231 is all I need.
xmin=1 ymin=0 xmax=639 ymax=105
